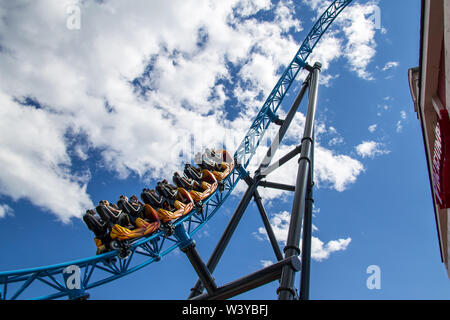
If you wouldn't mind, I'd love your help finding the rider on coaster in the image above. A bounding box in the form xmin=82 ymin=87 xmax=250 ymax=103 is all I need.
xmin=96 ymin=200 xmax=133 ymax=230
xmin=173 ymin=171 xmax=203 ymax=192
xmin=141 ymin=188 xmax=173 ymax=211
xmin=184 ymin=163 xmax=203 ymax=182
xmin=117 ymin=195 xmax=143 ymax=226
xmin=194 ymin=150 xmax=222 ymax=171
xmin=83 ymin=209 xmax=111 ymax=254
xmin=155 ymin=180 xmax=178 ymax=211
xmin=205 ymin=148 xmax=223 ymax=166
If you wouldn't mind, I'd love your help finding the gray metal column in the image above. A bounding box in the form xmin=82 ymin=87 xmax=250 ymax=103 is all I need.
xmin=300 ymin=132 xmax=314 ymax=300
xmin=253 ymin=189 xmax=284 ymax=261
xmin=191 ymin=256 xmax=301 ymax=300
xmin=188 ymin=175 xmax=257 ymax=299
xmin=277 ymin=62 xmax=321 ymax=300
xmin=181 ymin=242 xmax=218 ymax=296
xmin=257 ymin=145 xmax=301 ymax=178
xmin=256 ymin=79 xmax=309 ymax=178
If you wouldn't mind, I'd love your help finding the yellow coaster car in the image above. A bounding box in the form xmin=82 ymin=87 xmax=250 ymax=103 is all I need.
xmin=174 ymin=170 xmax=218 ymax=202
xmin=110 ymin=203 xmax=161 ymax=241
xmin=142 ymin=184 xmax=194 ymax=223
xmin=157 ymin=189 xmax=194 ymax=223
xmin=211 ymin=149 xmax=235 ymax=181
xmin=88 ymin=198 xmax=160 ymax=245
xmin=83 ymin=209 xmax=111 ymax=255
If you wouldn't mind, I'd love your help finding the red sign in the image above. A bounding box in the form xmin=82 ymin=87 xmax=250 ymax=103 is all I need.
xmin=432 ymin=109 xmax=450 ymax=209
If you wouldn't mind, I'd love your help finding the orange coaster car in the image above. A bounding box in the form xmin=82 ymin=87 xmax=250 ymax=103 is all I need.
xmin=210 ymin=149 xmax=235 ymax=181
xmin=142 ymin=182 xmax=194 ymax=223
xmin=157 ymin=189 xmax=194 ymax=223
xmin=83 ymin=209 xmax=111 ymax=255
xmin=173 ymin=170 xmax=218 ymax=202
xmin=110 ymin=196 xmax=161 ymax=241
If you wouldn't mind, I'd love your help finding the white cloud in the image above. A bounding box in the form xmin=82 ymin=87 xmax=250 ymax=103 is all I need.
xmin=396 ymin=121 xmax=403 ymax=133
xmin=303 ymin=1 xmax=380 ymax=80
xmin=381 ymin=61 xmax=399 ymax=72
xmin=314 ymin=145 xmax=365 ymax=191
xmin=327 ymin=126 xmax=344 ymax=146
xmin=275 ymin=0 xmax=303 ymax=33
xmin=234 ymin=113 xmax=364 ymax=199
xmin=260 ymin=260 xmax=274 ymax=268
xmin=396 ymin=110 xmax=407 ymax=133
xmin=0 ymin=0 xmax=371 ymax=222
xmin=355 ymin=141 xmax=390 ymax=159
xmin=0 ymin=204 xmax=14 ymax=218
xmin=0 ymin=0 xmax=300 ymax=221
xmin=235 ymin=0 xmax=272 ymax=17
xmin=256 ymin=210 xmax=352 ymax=261
xmin=328 ymin=136 xmax=344 ymax=146
xmin=368 ymin=124 xmax=377 ymax=133
xmin=0 ymin=92 xmax=93 ymax=223
xmin=400 ymin=111 xmax=407 ymax=119
xmin=320 ymin=73 xmax=340 ymax=87
xmin=312 ymin=237 xmax=352 ymax=261
xmin=337 ymin=3 xmax=379 ymax=80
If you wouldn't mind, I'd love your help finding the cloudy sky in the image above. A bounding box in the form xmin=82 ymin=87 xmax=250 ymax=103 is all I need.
xmin=0 ymin=0 xmax=449 ymax=299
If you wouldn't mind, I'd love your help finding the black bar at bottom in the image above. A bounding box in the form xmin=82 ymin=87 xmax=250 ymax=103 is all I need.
xmin=190 ymin=256 xmax=301 ymax=300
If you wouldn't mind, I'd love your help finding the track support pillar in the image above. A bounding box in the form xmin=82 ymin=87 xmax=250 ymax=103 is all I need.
xmin=175 ymin=224 xmax=218 ymax=295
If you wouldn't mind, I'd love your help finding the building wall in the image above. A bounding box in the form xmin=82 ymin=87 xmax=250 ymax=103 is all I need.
xmin=444 ymin=0 xmax=450 ymax=278
xmin=415 ymin=0 xmax=449 ymax=277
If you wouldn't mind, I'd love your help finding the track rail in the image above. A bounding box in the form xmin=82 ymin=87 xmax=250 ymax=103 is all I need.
xmin=0 ymin=0 xmax=353 ymax=300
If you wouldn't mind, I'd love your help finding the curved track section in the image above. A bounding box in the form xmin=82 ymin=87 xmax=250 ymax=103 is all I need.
xmin=0 ymin=0 xmax=353 ymax=300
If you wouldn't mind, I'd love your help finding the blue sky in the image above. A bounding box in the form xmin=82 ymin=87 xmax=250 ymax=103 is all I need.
xmin=0 ymin=0 xmax=449 ymax=300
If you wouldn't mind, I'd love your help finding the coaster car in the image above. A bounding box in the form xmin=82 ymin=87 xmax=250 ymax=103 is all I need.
xmin=96 ymin=200 xmax=132 ymax=230
xmin=83 ymin=209 xmax=111 ymax=255
xmin=194 ymin=149 xmax=234 ymax=181
xmin=173 ymin=169 xmax=218 ymax=202
xmin=111 ymin=195 xmax=161 ymax=241
xmin=117 ymin=195 xmax=143 ymax=225
xmin=83 ymin=198 xmax=161 ymax=256
xmin=184 ymin=163 xmax=203 ymax=181
xmin=210 ymin=149 xmax=234 ymax=181
xmin=194 ymin=150 xmax=222 ymax=172
xmin=141 ymin=181 xmax=194 ymax=223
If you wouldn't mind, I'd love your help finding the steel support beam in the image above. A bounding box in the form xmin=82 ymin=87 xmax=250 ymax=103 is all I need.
xmin=278 ymin=62 xmax=321 ymax=300
xmin=181 ymin=242 xmax=218 ymax=295
xmin=257 ymin=145 xmax=302 ymax=178
xmin=187 ymin=63 xmax=321 ymax=301
xmin=191 ymin=256 xmax=301 ymax=300
xmin=258 ymin=180 xmax=296 ymax=192
xmin=188 ymin=175 xmax=258 ymax=298
xmin=256 ymin=80 xmax=309 ymax=178
xmin=300 ymin=135 xmax=314 ymax=300
xmin=253 ymin=189 xmax=284 ymax=261
xmin=175 ymin=224 xmax=218 ymax=295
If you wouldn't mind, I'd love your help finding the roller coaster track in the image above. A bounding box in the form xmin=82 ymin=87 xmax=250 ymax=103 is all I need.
xmin=0 ymin=0 xmax=353 ymax=300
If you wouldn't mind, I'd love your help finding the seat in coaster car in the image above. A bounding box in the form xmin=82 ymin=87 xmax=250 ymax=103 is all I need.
xmin=141 ymin=188 xmax=172 ymax=211
xmin=184 ymin=163 xmax=203 ymax=182
xmin=117 ymin=195 xmax=143 ymax=225
xmin=83 ymin=209 xmax=109 ymax=239
xmin=173 ymin=172 xmax=203 ymax=192
xmin=96 ymin=200 xmax=132 ymax=229
xmin=156 ymin=181 xmax=178 ymax=208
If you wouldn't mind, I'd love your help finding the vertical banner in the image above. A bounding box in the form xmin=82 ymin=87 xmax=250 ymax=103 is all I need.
xmin=432 ymin=109 xmax=450 ymax=209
